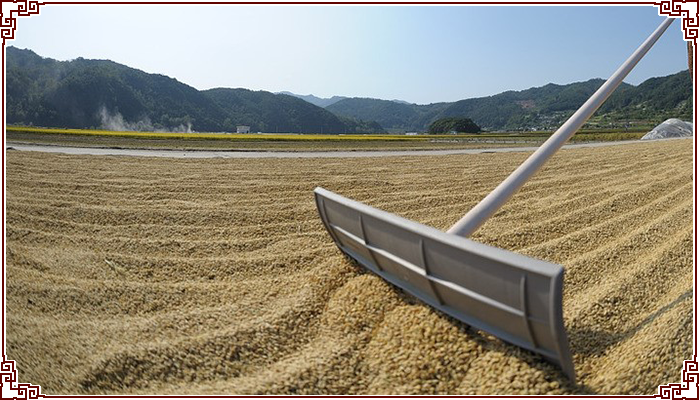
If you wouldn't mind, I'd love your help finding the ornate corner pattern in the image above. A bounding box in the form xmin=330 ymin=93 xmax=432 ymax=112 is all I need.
xmin=5 ymin=6 xmax=39 ymax=39
xmin=683 ymin=12 xmax=693 ymax=39
xmin=656 ymin=359 xmax=699 ymax=400
xmin=0 ymin=357 xmax=43 ymax=400
xmin=656 ymin=0 xmax=699 ymax=43
xmin=661 ymin=6 xmax=685 ymax=17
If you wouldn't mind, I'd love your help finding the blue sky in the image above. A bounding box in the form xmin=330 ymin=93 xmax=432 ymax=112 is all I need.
xmin=9 ymin=5 xmax=688 ymax=104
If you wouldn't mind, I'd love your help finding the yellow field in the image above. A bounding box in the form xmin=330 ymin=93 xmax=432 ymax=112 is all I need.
xmin=6 ymin=125 xmax=645 ymax=144
xmin=5 ymin=139 xmax=693 ymax=395
xmin=6 ymin=126 xmax=449 ymax=141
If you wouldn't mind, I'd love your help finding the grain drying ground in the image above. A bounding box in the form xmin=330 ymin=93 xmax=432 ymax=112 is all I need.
xmin=5 ymin=138 xmax=695 ymax=395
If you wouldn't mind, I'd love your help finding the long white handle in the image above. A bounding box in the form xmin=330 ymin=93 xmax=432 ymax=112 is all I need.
xmin=447 ymin=17 xmax=674 ymax=237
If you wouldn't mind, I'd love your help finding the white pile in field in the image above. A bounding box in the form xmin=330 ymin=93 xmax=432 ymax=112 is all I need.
xmin=641 ymin=118 xmax=693 ymax=140
xmin=5 ymin=139 xmax=693 ymax=395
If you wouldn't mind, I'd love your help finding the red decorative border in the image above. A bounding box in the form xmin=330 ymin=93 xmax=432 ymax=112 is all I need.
xmin=5 ymin=6 xmax=39 ymax=39
xmin=683 ymin=13 xmax=693 ymax=39
xmin=0 ymin=357 xmax=43 ymax=400
xmin=661 ymin=6 xmax=685 ymax=17
xmin=0 ymin=0 xmax=700 ymax=399
xmin=656 ymin=359 xmax=699 ymax=400
xmin=656 ymin=0 xmax=699 ymax=41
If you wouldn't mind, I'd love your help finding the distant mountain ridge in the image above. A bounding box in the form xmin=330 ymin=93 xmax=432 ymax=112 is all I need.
xmin=6 ymin=46 xmax=692 ymax=134
xmin=326 ymin=72 xmax=692 ymax=132
xmin=278 ymin=91 xmax=417 ymax=108
xmin=325 ymin=98 xmax=449 ymax=133
xmin=6 ymin=47 xmax=385 ymax=133
xmin=276 ymin=92 xmax=347 ymax=108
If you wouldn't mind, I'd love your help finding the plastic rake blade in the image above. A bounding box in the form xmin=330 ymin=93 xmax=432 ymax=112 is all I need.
xmin=314 ymin=187 xmax=576 ymax=382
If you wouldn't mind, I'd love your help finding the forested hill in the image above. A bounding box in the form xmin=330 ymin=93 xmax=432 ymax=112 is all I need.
xmin=326 ymin=71 xmax=692 ymax=132
xmin=6 ymin=47 xmax=385 ymax=133
xmin=324 ymin=98 xmax=450 ymax=134
xmin=202 ymin=88 xmax=381 ymax=134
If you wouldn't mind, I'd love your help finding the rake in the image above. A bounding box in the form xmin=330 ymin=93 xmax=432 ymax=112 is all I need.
xmin=314 ymin=17 xmax=674 ymax=382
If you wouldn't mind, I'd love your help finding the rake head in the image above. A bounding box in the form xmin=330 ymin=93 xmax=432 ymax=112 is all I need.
xmin=314 ymin=187 xmax=576 ymax=382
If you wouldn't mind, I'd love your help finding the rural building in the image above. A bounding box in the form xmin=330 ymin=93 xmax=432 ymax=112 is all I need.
xmin=237 ymin=125 xmax=251 ymax=134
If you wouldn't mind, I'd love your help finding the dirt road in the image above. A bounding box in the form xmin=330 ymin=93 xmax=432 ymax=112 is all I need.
xmin=6 ymin=138 xmax=671 ymax=158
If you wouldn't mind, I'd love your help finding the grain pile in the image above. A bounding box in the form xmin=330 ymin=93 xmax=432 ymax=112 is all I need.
xmin=6 ymin=139 xmax=694 ymax=395
xmin=641 ymin=119 xmax=693 ymax=140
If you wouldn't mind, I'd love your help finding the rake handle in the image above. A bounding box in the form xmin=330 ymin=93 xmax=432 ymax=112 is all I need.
xmin=447 ymin=17 xmax=675 ymax=237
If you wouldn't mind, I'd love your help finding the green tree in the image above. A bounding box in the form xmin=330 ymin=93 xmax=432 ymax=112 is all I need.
xmin=428 ymin=117 xmax=481 ymax=134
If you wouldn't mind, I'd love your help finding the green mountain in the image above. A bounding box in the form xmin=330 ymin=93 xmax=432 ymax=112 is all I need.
xmin=6 ymin=47 xmax=385 ymax=134
xmin=597 ymin=70 xmax=694 ymax=122
xmin=8 ymin=46 xmax=690 ymax=134
xmin=327 ymin=72 xmax=692 ymax=132
xmin=276 ymin=91 xmax=347 ymax=108
xmin=202 ymin=88 xmax=381 ymax=134
xmin=325 ymin=99 xmax=450 ymax=133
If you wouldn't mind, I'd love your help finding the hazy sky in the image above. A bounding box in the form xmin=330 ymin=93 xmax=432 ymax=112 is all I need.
xmin=9 ymin=5 xmax=688 ymax=104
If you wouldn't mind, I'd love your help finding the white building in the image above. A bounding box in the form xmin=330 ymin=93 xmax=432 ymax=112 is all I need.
xmin=236 ymin=125 xmax=251 ymax=134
